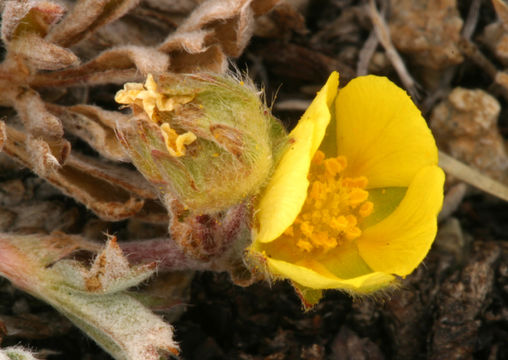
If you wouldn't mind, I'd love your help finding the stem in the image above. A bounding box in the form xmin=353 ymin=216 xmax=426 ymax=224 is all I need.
xmin=120 ymin=238 xmax=215 ymax=272
xmin=439 ymin=151 xmax=508 ymax=202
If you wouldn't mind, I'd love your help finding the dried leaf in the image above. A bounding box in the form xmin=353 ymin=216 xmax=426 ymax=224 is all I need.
xmin=25 ymin=135 xmax=61 ymax=176
xmin=251 ymin=0 xmax=282 ymax=16
xmin=158 ymin=29 xmax=212 ymax=54
xmin=81 ymin=45 xmax=169 ymax=75
xmin=169 ymin=44 xmax=227 ymax=73
xmin=0 ymin=122 xmax=5 ymax=152
xmin=13 ymin=88 xmax=63 ymax=139
xmin=2 ymin=124 xmax=146 ymax=221
xmin=67 ymin=152 xmax=157 ymax=200
xmin=47 ymin=104 xmax=131 ymax=161
xmin=492 ymin=0 xmax=508 ymax=25
xmin=30 ymin=46 xmax=169 ymax=87
xmin=46 ymin=0 xmax=141 ymax=47
xmin=143 ymin=0 xmax=200 ymax=13
xmin=157 ymin=0 xmax=281 ymax=73
xmin=10 ymin=33 xmax=79 ymax=70
xmin=1 ymin=0 xmax=65 ymax=42
xmin=160 ymin=0 xmax=256 ymax=57
xmin=1 ymin=1 xmax=74 ymax=72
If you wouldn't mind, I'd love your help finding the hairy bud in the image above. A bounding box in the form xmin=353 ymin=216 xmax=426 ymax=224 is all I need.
xmin=115 ymin=72 xmax=287 ymax=213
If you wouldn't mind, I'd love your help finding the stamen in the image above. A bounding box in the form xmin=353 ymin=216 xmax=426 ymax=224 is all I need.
xmin=312 ymin=151 xmax=325 ymax=165
xmin=297 ymin=240 xmax=313 ymax=252
xmin=115 ymin=74 xmax=194 ymax=123
xmin=279 ymin=150 xmax=374 ymax=254
xmin=359 ymin=201 xmax=374 ymax=217
xmin=348 ymin=188 xmax=369 ymax=206
xmin=160 ymin=123 xmax=197 ymax=157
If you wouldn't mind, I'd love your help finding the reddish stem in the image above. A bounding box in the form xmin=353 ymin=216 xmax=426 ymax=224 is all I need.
xmin=120 ymin=238 xmax=214 ymax=271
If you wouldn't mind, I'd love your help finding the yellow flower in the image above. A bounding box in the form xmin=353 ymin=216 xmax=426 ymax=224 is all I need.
xmin=248 ymin=72 xmax=444 ymax=306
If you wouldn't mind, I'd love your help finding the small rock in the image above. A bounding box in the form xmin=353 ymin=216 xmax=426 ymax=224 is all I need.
xmin=430 ymin=87 xmax=508 ymax=182
xmin=389 ymin=0 xmax=463 ymax=71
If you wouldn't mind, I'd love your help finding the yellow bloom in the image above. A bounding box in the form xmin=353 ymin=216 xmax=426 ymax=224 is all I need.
xmin=248 ymin=72 xmax=444 ymax=306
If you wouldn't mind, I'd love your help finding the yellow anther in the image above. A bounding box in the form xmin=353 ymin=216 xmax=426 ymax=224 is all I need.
xmin=321 ymin=209 xmax=331 ymax=223
xmin=348 ymin=188 xmax=369 ymax=206
xmin=309 ymin=181 xmax=324 ymax=200
xmin=297 ymin=240 xmax=313 ymax=252
xmin=324 ymin=157 xmax=346 ymax=177
xmin=359 ymin=201 xmax=374 ymax=217
xmin=281 ymin=154 xmax=374 ymax=254
xmin=311 ymin=211 xmax=321 ymax=223
xmin=312 ymin=150 xmax=325 ymax=165
xmin=345 ymin=226 xmax=362 ymax=240
xmin=330 ymin=215 xmax=348 ymax=231
xmin=346 ymin=215 xmax=357 ymax=227
xmin=300 ymin=222 xmax=314 ymax=238
xmin=352 ymin=176 xmax=369 ymax=188
xmin=314 ymin=231 xmax=336 ymax=250
xmin=160 ymin=123 xmax=197 ymax=157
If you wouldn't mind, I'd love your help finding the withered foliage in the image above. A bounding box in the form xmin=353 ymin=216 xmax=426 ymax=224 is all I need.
xmin=0 ymin=0 xmax=280 ymax=221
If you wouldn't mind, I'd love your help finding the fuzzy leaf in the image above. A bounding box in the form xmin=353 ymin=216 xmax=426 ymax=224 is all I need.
xmin=10 ymin=33 xmax=79 ymax=70
xmin=51 ymin=236 xmax=157 ymax=294
xmin=30 ymin=46 xmax=169 ymax=88
xmin=0 ymin=233 xmax=179 ymax=360
xmin=48 ymin=104 xmax=131 ymax=162
xmin=46 ymin=0 xmax=141 ymax=47
xmin=0 ymin=122 xmax=5 ymax=152
xmin=0 ymin=346 xmax=39 ymax=360
xmin=1 ymin=0 xmax=65 ymax=42
xmin=13 ymin=88 xmax=63 ymax=139
xmin=2 ymin=124 xmax=146 ymax=221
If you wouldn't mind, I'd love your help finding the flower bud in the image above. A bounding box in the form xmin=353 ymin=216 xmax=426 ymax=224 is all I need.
xmin=115 ymin=73 xmax=287 ymax=214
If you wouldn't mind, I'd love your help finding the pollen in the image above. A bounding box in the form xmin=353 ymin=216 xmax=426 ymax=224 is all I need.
xmin=282 ymin=150 xmax=374 ymax=253
xmin=115 ymin=74 xmax=194 ymax=122
xmin=160 ymin=123 xmax=197 ymax=157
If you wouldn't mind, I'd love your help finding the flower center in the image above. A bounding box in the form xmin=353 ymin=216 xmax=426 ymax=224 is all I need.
xmin=283 ymin=150 xmax=373 ymax=253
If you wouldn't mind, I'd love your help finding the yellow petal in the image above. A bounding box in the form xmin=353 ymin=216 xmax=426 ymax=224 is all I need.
xmin=301 ymin=71 xmax=339 ymax=156
xmin=318 ymin=239 xmax=374 ymax=279
xmin=254 ymin=121 xmax=313 ymax=243
xmin=361 ymin=187 xmax=407 ymax=228
xmin=267 ymin=257 xmax=394 ymax=293
xmin=336 ymin=75 xmax=438 ymax=188
xmin=357 ymin=166 xmax=445 ymax=276
xmin=254 ymin=72 xmax=339 ymax=243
